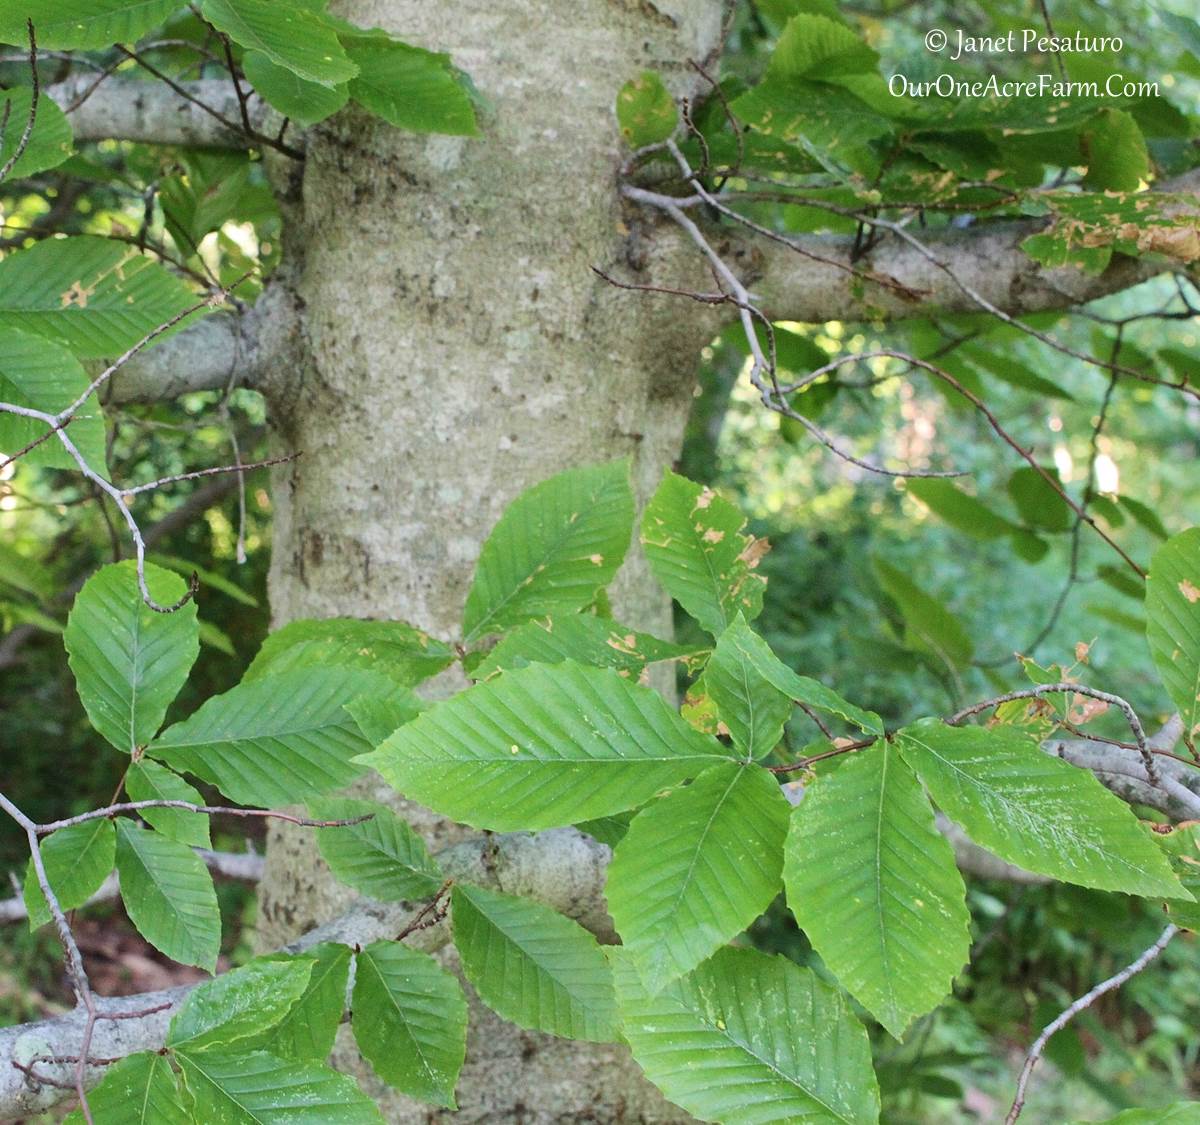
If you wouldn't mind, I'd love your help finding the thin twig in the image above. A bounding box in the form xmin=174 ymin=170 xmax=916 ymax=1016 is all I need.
xmin=0 ymin=22 xmax=39 ymax=188
xmin=36 ymin=802 xmax=375 ymax=835
xmin=1004 ymin=924 xmax=1178 ymax=1124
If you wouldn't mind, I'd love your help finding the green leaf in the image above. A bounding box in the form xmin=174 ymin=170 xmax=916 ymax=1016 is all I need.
xmin=310 ymin=797 xmax=442 ymax=901
xmin=1151 ymin=823 xmax=1200 ymax=931
xmin=1119 ymin=496 xmax=1168 ymax=541
xmin=351 ymin=941 xmax=467 ymax=1107
xmin=0 ymin=0 xmax=181 ymax=49
xmin=168 ymin=957 xmax=314 ymax=1051
xmin=874 ymin=557 xmax=973 ymax=671
xmin=343 ymin=36 xmax=478 ymax=136
xmin=345 ymin=688 xmax=423 ymax=745
xmin=241 ymin=945 xmax=353 ymax=1062
xmin=907 ymin=479 xmax=1017 ymax=540
xmin=616 ymin=71 xmax=677 ymax=147
xmin=0 ymin=329 xmax=106 ymax=472
xmin=64 ymin=561 xmax=198 ymax=753
xmin=115 ymin=820 xmax=219 ymax=971
xmin=641 ymin=471 xmax=767 ymax=635
xmin=705 ymin=625 xmax=792 ymax=758
xmin=0 ymin=85 xmax=72 ymax=178
xmin=462 ymin=460 xmax=634 ymax=643
xmin=200 ymin=0 xmax=357 ymax=85
xmin=607 ymin=762 xmax=788 ymax=988
xmin=1146 ymin=529 xmax=1200 ymax=743
xmin=149 ymin=668 xmax=382 ymax=807
xmin=574 ymin=812 xmax=632 ymax=848
xmin=125 ymin=760 xmax=210 ymax=848
xmin=245 ymin=618 xmax=453 ymax=688
xmin=896 ymin=720 xmax=1186 ymax=898
xmin=785 ymin=742 xmax=970 ymax=1038
xmin=0 ymin=236 xmax=203 ymax=357
xmin=62 ymin=1052 xmax=187 ymax=1125
xmin=471 ymin=614 xmax=698 ymax=681
xmin=959 ymin=345 xmax=1076 ymax=401
xmin=613 ymin=945 xmax=880 ymax=1124
xmin=451 ymin=883 xmax=617 ymax=1042
xmin=1083 ymin=109 xmax=1150 ymax=191
xmin=243 ymin=51 xmax=349 ymax=126
xmin=1007 ymin=465 xmax=1072 ymax=532
xmin=177 ymin=1049 xmax=384 ymax=1123
xmin=23 ymin=819 xmax=114 ymax=929
xmin=359 ymin=660 xmax=729 ymax=831
xmin=766 ymin=12 xmax=878 ymax=77
xmin=718 ymin=614 xmax=883 ymax=734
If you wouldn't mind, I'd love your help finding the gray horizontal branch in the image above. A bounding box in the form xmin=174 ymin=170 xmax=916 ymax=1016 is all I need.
xmin=0 ymin=849 xmax=264 ymax=925
xmin=722 ymin=169 xmax=1200 ymax=324
xmin=47 ymin=75 xmax=269 ymax=149
xmin=105 ymin=285 xmax=296 ymax=404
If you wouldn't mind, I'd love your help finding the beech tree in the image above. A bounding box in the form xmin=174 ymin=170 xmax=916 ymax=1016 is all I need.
xmin=1 ymin=0 xmax=1199 ymax=1122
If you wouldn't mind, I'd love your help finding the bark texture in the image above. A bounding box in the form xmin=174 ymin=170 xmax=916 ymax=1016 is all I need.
xmin=253 ymin=0 xmax=726 ymax=1119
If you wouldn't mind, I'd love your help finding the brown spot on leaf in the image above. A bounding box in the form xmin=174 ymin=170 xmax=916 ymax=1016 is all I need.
xmin=1179 ymin=579 xmax=1200 ymax=603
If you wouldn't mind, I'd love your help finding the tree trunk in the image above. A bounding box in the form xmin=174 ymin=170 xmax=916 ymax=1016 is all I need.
xmin=254 ymin=1 xmax=724 ymax=1118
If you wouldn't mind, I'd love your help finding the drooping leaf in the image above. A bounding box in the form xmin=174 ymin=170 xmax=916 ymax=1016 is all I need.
xmin=641 ymin=471 xmax=768 ymax=635
xmin=451 ymin=883 xmax=617 ymax=1042
xmin=785 ymin=742 xmax=970 ymax=1038
xmin=613 ymin=945 xmax=881 ymax=1124
xmin=1119 ymin=496 xmax=1168 ymax=541
xmin=241 ymin=945 xmax=353 ymax=1063
xmin=343 ymin=35 xmax=478 ymax=136
xmin=309 ymin=797 xmax=442 ymax=901
xmin=359 ymin=660 xmax=730 ymax=831
xmin=243 ymin=51 xmax=350 ymax=126
xmin=168 ymin=958 xmax=314 ymax=1051
xmin=0 ymin=236 xmax=204 ymax=357
xmin=62 ymin=1052 xmax=187 ymax=1125
xmin=177 ymin=1049 xmax=384 ymax=1123
xmin=906 ymin=479 xmax=1017 ymax=540
xmin=717 ymin=615 xmax=883 ymax=734
xmin=874 ymin=558 xmax=973 ymax=672
xmin=0 ymin=85 xmax=72 ymax=178
xmin=245 ymin=617 xmax=453 ymax=688
xmin=704 ymin=625 xmax=792 ymax=758
xmin=607 ymin=762 xmax=788 ymax=988
xmin=897 ymin=720 xmax=1186 ymax=898
xmin=1146 ymin=529 xmax=1200 ymax=743
xmin=0 ymin=0 xmax=181 ymax=49
xmin=115 ymin=820 xmax=219 ymax=971
xmin=0 ymin=330 xmax=106 ymax=472
xmin=200 ymin=0 xmax=357 ymax=85
xmin=23 ymin=818 xmax=114 ymax=928
xmin=1007 ymin=465 xmax=1072 ymax=532
xmin=1082 ymin=109 xmax=1150 ymax=191
xmin=462 ymin=460 xmax=634 ymax=643
xmin=351 ymin=941 xmax=468 ymax=1107
xmin=125 ymin=759 xmax=210 ymax=848
xmin=64 ymin=561 xmax=198 ymax=753
xmin=616 ymin=71 xmax=677 ymax=147
xmin=471 ymin=614 xmax=698 ymax=682
xmin=149 ymin=668 xmax=383 ymax=807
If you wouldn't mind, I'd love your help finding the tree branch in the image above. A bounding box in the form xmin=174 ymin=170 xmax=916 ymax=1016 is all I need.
xmin=0 ymin=827 xmax=611 ymax=1118
xmin=46 ymin=75 xmax=270 ymax=149
xmin=689 ymin=169 xmax=1200 ymax=325
xmin=103 ymin=280 xmax=300 ymax=405
xmin=0 ymin=849 xmax=264 ymax=925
